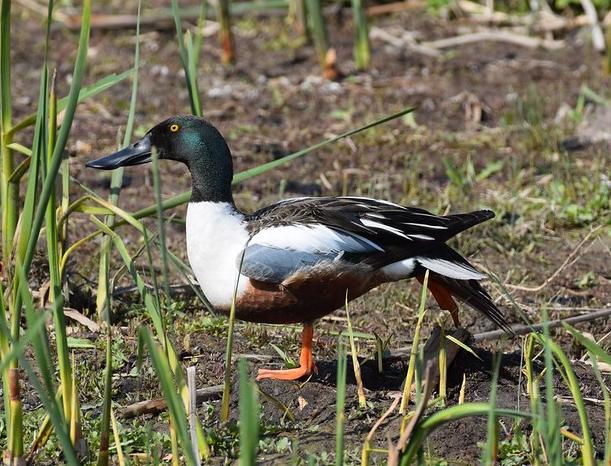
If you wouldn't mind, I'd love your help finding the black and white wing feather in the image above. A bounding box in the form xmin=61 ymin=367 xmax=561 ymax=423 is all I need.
xmin=240 ymin=196 xmax=494 ymax=283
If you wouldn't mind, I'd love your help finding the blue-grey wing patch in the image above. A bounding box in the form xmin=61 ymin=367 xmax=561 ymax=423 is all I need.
xmin=239 ymin=244 xmax=336 ymax=284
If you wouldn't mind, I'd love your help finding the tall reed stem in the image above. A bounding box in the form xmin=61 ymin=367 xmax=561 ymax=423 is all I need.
xmin=335 ymin=339 xmax=348 ymax=466
xmin=289 ymin=0 xmax=309 ymax=39
xmin=351 ymin=0 xmax=370 ymax=69
xmin=1 ymin=0 xmax=18 ymax=271
xmin=305 ymin=0 xmax=329 ymax=68
xmin=7 ymin=368 xmax=24 ymax=464
xmin=605 ymin=25 xmax=611 ymax=75
xmin=43 ymin=68 xmax=76 ymax=434
xmin=218 ymin=0 xmax=235 ymax=64
xmin=96 ymin=0 xmax=141 ymax=319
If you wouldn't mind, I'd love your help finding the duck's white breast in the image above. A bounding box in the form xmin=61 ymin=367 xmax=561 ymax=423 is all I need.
xmin=186 ymin=202 xmax=250 ymax=308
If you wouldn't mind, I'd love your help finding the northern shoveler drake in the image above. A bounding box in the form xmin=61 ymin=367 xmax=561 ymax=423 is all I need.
xmin=87 ymin=115 xmax=511 ymax=381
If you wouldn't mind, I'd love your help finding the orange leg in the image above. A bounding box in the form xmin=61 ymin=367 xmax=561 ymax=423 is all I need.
xmin=417 ymin=275 xmax=461 ymax=327
xmin=256 ymin=323 xmax=317 ymax=381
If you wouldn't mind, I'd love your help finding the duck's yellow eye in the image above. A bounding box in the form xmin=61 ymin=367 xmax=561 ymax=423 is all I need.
xmin=169 ymin=124 xmax=180 ymax=132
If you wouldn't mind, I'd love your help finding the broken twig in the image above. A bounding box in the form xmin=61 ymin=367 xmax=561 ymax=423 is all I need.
xmin=391 ymin=308 xmax=611 ymax=355
xmin=370 ymin=27 xmax=441 ymax=57
xmin=120 ymin=384 xmax=223 ymax=419
xmin=473 ymin=308 xmax=611 ymax=342
xmin=423 ymin=29 xmax=564 ymax=50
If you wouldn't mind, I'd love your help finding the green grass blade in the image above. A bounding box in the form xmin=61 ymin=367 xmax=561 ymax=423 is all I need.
xmin=193 ymin=0 xmax=208 ymax=60
xmin=400 ymin=403 xmax=531 ymax=464
xmin=110 ymin=407 xmax=128 ymax=466
xmin=438 ymin=326 xmax=447 ymax=404
xmin=400 ymin=270 xmax=429 ymax=414
xmin=171 ymin=0 xmax=202 ymax=115
xmin=96 ymin=331 xmax=113 ymax=466
xmin=0 ymin=0 xmax=11 ymax=128
xmin=238 ymin=359 xmax=259 ymax=466
xmin=221 ymin=248 xmax=247 ymax=422
xmin=90 ymin=216 xmax=190 ymax=420
xmin=482 ymin=355 xmax=500 ymax=465
xmin=0 ymin=0 xmax=18 ymax=270
xmin=305 ymin=0 xmax=329 ymax=68
xmin=345 ymin=295 xmax=366 ymax=408
xmin=21 ymin=0 xmax=91 ymax=281
xmin=589 ymin=357 xmax=610 ymax=466
xmin=351 ymin=0 xmax=370 ymax=69
xmin=96 ymin=0 xmax=141 ymax=319
xmin=151 ymin=148 xmax=172 ymax=298
xmin=18 ymin=358 xmax=79 ymax=466
xmin=3 ymin=38 xmax=51 ymax=462
xmin=335 ymin=338 xmax=348 ymax=466
xmin=562 ymin=322 xmax=611 ymax=365
xmin=64 ymin=194 xmax=147 ymax=234
xmin=60 ymin=191 xmax=186 ymax=301
xmin=140 ymin=329 xmax=197 ymax=466
xmin=445 ymin=335 xmax=483 ymax=361
xmin=7 ymin=142 xmax=32 ymax=162
xmin=0 ymin=307 xmax=47 ymax=376
xmin=524 ymin=333 xmax=544 ymax=464
xmin=233 ymin=107 xmax=415 ymax=183
xmin=15 ymin=265 xmax=80 ymax=465
xmin=6 ymin=142 xmax=32 ymax=157
xmin=43 ymin=67 xmax=77 ymax=430
xmin=542 ymin=334 xmax=596 ymax=465
xmin=8 ymin=67 xmax=136 ymax=137
xmin=91 ymin=217 xmax=165 ymax=337
xmin=14 ymin=65 xmax=47 ymax=269
xmin=541 ymin=310 xmax=562 ymax=465
xmin=13 ymin=60 xmax=47 ymax=281
xmin=185 ymin=31 xmax=203 ymax=114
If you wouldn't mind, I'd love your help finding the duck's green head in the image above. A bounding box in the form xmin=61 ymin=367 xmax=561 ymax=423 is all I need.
xmin=87 ymin=115 xmax=234 ymax=202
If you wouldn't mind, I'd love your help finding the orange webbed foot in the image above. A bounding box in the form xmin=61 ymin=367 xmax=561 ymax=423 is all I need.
xmin=256 ymin=323 xmax=316 ymax=382
xmin=256 ymin=362 xmax=316 ymax=381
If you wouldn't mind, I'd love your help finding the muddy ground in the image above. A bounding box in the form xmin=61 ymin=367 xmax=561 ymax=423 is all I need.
xmin=6 ymin=0 xmax=611 ymax=464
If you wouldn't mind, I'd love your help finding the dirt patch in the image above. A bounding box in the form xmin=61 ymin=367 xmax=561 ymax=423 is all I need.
xmin=216 ymin=345 xmax=609 ymax=464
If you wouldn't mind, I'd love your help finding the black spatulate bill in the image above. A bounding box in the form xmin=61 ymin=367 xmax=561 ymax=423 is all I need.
xmin=86 ymin=134 xmax=152 ymax=170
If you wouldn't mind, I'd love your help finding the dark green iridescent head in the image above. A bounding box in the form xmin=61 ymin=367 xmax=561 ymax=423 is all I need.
xmin=87 ymin=115 xmax=234 ymax=203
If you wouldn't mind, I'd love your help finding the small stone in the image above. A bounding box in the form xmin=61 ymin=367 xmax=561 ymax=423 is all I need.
xmin=75 ymin=140 xmax=92 ymax=156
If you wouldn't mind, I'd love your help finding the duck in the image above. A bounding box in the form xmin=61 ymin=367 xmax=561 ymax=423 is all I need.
xmin=87 ymin=115 xmax=511 ymax=381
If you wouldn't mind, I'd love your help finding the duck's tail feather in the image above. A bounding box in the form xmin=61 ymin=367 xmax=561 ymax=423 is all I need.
xmin=431 ymin=274 xmax=513 ymax=334
xmin=417 ymin=245 xmax=512 ymax=334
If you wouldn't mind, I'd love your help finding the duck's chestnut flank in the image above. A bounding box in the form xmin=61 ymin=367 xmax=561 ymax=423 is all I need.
xmin=87 ymin=115 xmax=511 ymax=381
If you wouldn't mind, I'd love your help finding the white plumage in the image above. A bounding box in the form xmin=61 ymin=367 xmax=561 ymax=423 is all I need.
xmin=250 ymin=223 xmax=384 ymax=253
xmin=360 ymin=218 xmax=411 ymax=239
xmin=381 ymin=258 xmax=417 ymax=280
xmin=186 ymin=202 xmax=249 ymax=308
xmin=402 ymin=222 xmax=448 ymax=230
xmin=381 ymin=257 xmax=484 ymax=281
xmin=408 ymin=234 xmax=435 ymax=241
xmin=416 ymin=257 xmax=485 ymax=280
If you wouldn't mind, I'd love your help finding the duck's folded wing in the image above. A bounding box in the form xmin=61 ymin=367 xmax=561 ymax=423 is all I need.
xmin=243 ymin=196 xmax=495 ymax=273
xmin=239 ymin=223 xmax=383 ymax=284
xmin=247 ymin=197 xmax=493 ymax=245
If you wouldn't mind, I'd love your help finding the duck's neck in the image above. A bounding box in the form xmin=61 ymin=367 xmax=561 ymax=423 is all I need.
xmin=188 ymin=152 xmax=235 ymax=205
